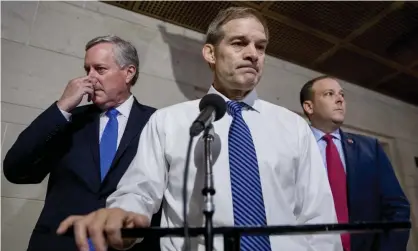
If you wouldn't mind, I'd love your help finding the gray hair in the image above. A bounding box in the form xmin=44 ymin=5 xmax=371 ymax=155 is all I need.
xmin=85 ymin=35 xmax=139 ymax=86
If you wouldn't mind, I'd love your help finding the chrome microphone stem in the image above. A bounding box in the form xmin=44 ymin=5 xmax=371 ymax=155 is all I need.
xmin=202 ymin=124 xmax=215 ymax=251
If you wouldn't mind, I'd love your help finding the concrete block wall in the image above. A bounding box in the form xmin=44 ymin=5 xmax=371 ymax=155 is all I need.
xmin=1 ymin=2 xmax=417 ymax=250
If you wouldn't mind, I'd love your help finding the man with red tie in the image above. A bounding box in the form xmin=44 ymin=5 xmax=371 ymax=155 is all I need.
xmin=299 ymin=75 xmax=411 ymax=251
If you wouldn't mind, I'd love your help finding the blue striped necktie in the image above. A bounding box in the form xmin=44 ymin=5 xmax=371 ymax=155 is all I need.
xmin=227 ymin=101 xmax=271 ymax=251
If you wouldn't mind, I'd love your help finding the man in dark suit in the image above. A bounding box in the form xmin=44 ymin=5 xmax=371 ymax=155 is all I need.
xmin=299 ymin=75 xmax=410 ymax=251
xmin=3 ymin=35 xmax=160 ymax=251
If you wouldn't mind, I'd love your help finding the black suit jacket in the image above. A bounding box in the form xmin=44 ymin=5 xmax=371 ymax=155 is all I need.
xmin=3 ymin=99 xmax=161 ymax=251
xmin=340 ymin=130 xmax=410 ymax=251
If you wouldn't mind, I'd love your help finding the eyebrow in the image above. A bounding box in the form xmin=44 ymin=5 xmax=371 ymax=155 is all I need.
xmin=84 ymin=63 xmax=106 ymax=68
xmin=322 ymin=89 xmax=345 ymax=93
xmin=228 ymin=35 xmax=268 ymax=44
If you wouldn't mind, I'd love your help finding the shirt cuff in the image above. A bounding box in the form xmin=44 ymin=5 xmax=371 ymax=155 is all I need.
xmin=59 ymin=108 xmax=72 ymax=121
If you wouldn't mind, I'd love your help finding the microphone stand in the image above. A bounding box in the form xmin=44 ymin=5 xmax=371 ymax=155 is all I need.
xmin=202 ymin=124 xmax=215 ymax=251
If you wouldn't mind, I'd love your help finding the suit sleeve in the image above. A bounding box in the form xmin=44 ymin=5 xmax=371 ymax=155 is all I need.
xmin=106 ymin=111 xmax=168 ymax=222
xmin=375 ymin=139 xmax=410 ymax=251
xmin=3 ymin=102 xmax=72 ymax=184
xmin=295 ymin=118 xmax=342 ymax=251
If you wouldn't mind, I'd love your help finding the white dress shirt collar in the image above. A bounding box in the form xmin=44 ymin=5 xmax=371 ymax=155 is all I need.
xmin=207 ymin=85 xmax=260 ymax=112
xmin=100 ymin=94 xmax=134 ymax=119
xmin=311 ymin=126 xmax=341 ymax=142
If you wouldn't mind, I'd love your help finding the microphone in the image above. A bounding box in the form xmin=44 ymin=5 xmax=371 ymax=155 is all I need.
xmin=189 ymin=94 xmax=227 ymax=137
xmin=185 ymin=94 xmax=225 ymax=250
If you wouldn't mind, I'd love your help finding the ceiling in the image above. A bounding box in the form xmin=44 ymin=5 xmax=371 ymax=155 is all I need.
xmin=105 ymin=1 xmax=418 ymax=106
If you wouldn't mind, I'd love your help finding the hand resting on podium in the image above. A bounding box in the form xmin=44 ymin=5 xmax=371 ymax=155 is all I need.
xmin=56 ymin=208 xmax=149 ymax=251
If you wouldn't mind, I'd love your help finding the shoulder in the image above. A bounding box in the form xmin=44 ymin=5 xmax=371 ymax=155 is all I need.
xmin=344 ymin=131 xmax=377 ymax=145
xmin=139 ymin=103 xmax=157 ymax=113
xmin=133 ymin=100 xmax=157 ymax=116
xmin=342 ymin=131 xmax=380 ymax=153
xmin=259 ymin=99 xmax=307 ymax=124
xmin=257 ymin=100 xmax=312 ymax=144
xmin=155 ymin=99 xmax=199 ymax=116
xmin=146 ymin=99 xmax=200 ymax=126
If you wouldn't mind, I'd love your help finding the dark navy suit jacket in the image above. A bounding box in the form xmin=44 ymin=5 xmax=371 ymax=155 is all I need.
xmin=3 ymin=99 xmax=161 ymax=251
xmin=340 ymin=130 xmax=410 ymax=251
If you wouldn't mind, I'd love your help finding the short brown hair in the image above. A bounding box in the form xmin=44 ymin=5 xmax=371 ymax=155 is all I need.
xmin=205 ymin=7 xmax=269 ymax=46
xmin=300 ymin=75 xmax=335 ymax=117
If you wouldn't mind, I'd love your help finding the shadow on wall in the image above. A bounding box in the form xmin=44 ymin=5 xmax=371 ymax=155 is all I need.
xmin=158 ymin=24 xmax=212 ymax=100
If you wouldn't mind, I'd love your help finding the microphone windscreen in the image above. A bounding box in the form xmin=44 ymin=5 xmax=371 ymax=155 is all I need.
xmin=199 ymin=94 xmax=227 ymax=121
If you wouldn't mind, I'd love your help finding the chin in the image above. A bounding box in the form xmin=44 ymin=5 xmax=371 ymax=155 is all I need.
xmin=332 ymin=117 xmax=345 ymax=125
xmin=236 ymin=78 xmax=258 ymax=90
xmin=92 ymin=97 xmax=107 ymax=108
xmin=92 ymin=97 xmax=102 ymax=104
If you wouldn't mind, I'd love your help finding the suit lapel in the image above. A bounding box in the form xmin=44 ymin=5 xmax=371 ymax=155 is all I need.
xmin=65 ymin=106 xmax=102 ymax=192
xmin=104 ymin=98 xmax=149 ymax=179
xmin=87 ymin=108 xmax=102 ymax=182
xmin=340 ymin=129 xmax=357 ymax=217
xmin=88 ymin=119 xmax=100 ymax=167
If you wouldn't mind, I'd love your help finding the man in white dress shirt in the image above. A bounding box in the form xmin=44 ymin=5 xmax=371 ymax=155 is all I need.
xmin=57 ymin=7 xmax=341 ymax=251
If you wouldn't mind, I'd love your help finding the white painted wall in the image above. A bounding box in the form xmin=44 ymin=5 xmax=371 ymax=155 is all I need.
xmin=1 ymin=2 xmax=417 ymax=251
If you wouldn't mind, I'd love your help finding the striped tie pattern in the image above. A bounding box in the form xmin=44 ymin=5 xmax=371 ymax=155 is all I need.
xmin=227 ymin=101 xmax=271 ymax=251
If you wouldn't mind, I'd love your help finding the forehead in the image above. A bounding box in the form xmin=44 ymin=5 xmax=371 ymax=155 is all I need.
xmin=84 ymin=43 xmax=115 ymax=64
xmin=221 ymin=17 xmax=267 ymax=41
xmin=312 ymin=78 xmax=343 ymax=92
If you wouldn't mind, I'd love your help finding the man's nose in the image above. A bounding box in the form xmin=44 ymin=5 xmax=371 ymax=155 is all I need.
xmin=336 ymin=93 xmax=344 ymax=103
xmin=243 ymin=44 xmax=258 ymax=63
xmin=87 ymin=70 xmax=97 ymax=78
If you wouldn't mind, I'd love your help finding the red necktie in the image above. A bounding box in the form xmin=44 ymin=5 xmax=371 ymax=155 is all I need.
xmin=323 ymin=134 xmax=350 ymax=251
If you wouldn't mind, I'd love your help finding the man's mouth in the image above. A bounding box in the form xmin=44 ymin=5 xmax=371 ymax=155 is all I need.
xmin=238 ymin=66 xmax=258 ymax=73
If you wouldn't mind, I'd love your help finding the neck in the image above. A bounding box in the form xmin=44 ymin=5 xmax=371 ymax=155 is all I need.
xmin=213 ymin=81 xmax=251 ymax=101
xmin=116 ymin=91 xmax=131 ymax=106
xmin=311 ymin=121 xmax=340 ymax=134
xmin=98 ymin=91 xmax=131 ymax=110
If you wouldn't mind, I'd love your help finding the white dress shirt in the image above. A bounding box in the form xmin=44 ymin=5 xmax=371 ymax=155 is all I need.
xmin=59 ymin=94 xmax=134 ymax=147
xmin=107 ymin=87 xmax=342 ymax=251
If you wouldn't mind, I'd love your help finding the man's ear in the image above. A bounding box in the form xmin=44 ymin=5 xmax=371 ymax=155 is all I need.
xmin=202 ymin=44 xmax=216 ymax=66
xmin=125 ymin=65 xmax=136 ymax=84
xmin=302 ymin=100 xmax=314 ymax=117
